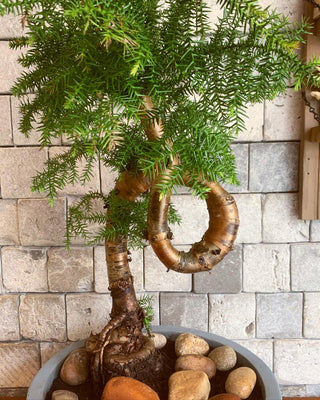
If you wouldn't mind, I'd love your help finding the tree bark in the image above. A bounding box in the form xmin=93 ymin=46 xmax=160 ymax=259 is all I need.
xmin=86 ymin=95 xmax=239 ymax=396
xmin=86 ymin=97 xmax=163 ymax=394
xmin=147 ymin=173 xmax=239 ymax=273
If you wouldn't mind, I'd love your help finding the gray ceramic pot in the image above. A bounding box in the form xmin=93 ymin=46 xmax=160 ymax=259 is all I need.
xmin=27 ymin=325 xmax=281 ymax=400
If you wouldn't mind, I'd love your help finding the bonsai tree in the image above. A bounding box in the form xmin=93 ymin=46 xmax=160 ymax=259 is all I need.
xmin=1 ymin=0 xmax=319 ymax=395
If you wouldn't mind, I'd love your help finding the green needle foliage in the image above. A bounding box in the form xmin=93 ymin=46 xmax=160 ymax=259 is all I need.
xmin=137 ymin=295 xmax=154 ymax=335
xmin=1 ymin=0 xmax=320 ymax=246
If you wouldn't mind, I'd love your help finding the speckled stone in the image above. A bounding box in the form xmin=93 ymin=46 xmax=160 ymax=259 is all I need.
xmin=175 ymin=354 xmax=216 ymax=379
xmin=175 ymin=333 xmax=210 ymax=357
xmin=52 ymin=390 xmax=79 ymax=400
xmin=150 ymin=333 xmax=167 ymax=349
xmin=208 ymin=346 xmax=237 ymax=372
xmin=168 ymin=370 xmax=211 ymax=400
xmin=225 ymin=367 xmax=256 ymax=399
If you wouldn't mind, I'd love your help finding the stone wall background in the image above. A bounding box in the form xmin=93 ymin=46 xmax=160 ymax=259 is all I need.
xmin=1 ymin=0 xmax=320 ymax=397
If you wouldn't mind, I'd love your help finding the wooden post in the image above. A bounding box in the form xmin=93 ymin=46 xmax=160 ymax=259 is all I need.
xmin=300 ymin=0 xmax=320 ymax=219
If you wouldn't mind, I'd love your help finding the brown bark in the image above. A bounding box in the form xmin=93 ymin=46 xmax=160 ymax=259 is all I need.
xmin=87 ymin=94 xmax=240 ymax=395
xmin=87 ymin=96 xmax=163 ymax=395
xmin=147 ymin=173 xmax=239 ymax=273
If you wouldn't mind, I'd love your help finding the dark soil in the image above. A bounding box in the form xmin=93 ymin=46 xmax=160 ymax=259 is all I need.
xmin=46 ymin=339 xmax=263 ymax=400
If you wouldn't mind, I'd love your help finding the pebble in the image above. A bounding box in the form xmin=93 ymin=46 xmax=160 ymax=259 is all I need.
xmin=225 ymin=367 xmax=257 ymax=399
xmin=209 ymin=394 xmax=241 ymax=400
xmin=168 ymin=370 xmax=211 ymax=400
xmin=52 ymin=390 xmax=79 ymax=400
xmin=60 ymin=348 xmax=90 ymax=386
xmin=101 ymin=376 xmax=160 ymax=400
xmin=175 ymin=333 xmax=210 ymax=357
xmin=208 ymin=346 xmax=237 ymax=372
xmin=148 ymin=333 xmax=167 ymax=349
xmin=175 ymin=354 xmax=216 ymax=379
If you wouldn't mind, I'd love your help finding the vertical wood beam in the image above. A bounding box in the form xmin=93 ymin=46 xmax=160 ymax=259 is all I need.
xmin=300 ymin=1 xmax=320 ymax=219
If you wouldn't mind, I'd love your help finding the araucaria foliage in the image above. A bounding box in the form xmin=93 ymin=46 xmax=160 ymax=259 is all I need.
xmin=3 ymin=0 xmax=320 ymax=393
xmin=1 ymin=0 xmax=319 ymax=243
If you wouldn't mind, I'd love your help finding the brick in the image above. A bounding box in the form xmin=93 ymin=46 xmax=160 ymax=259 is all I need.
xmin=2 ymin=247 xmax=47 ymax=292
xmin=0 ymin=343 xmax=40 ymax=387
xmin=236 ymin=102 xmax=264 ymax=142
xmin=0 ymin=96 xmax=12 ymax=145
xmin=18 ymin=198 xmax=66 ymax=246
xmin=224 ymin=144 xmax=248 ymax=193
xmin=259 ymin=0 xmax=303 ymax=23
xmin=66 ymin=195 xmax=104 ymax=246
xmin=100 ymin=163 xmax=117 ymax=195
xmin=291 ymin=244 xmax=320 ymax=291
xmin=207 ymin=0 xmax=223 ymax=26
xmin=160 ymin=293 xmax=208 ymax=331
xmin=0 ymin=147 xmax=47 ymax=198
xmin=194 ymin=244 xmax=242 ymax=294
xmin=66 ymin=293 xmax=112 ymax=341
xmin=310 ymin=220 xmax=320 ymax=241
xmin=11 ymin=95 xmax=42 ymax=146
xmin=171 ymin=194 xmax=257 ymax=247
xmin=306 ymin=385 xmax=320 ymax=396
xmin=275 ymin=340 xmax=320 ymax=384
xmin=40 ymin=342 xmax=71 ymax=366
xmin=19 ymin=294 xmax=66 ymax=341
xmin=304 ymin=293 xmax=320 ymax=338
xmin=49 ymin=147 xmax=100 ymax=195
xmin=257 ymin=293 xmax=302 ymax=339
xmin=48 ymin=247 xmax=93 ymax=292
xmin=208 ymin=293 xmax=255 ymax=339
xmin=94 ymin=245 xmax=144 ymax=293
xmin=243 ymin=244 xmax=290 ymax=292
xmin=262 ymin=193 xmax=309 ymax=243
xmin=93 ymin=246 xmax=109 ymax=292
xmin=0 ymin=200 xmax=19 ymax=245
xmin=0 ymin=14 xmax=24 ymax=39
xmin=144 ymin=245 xmax=192 ymax=292
xmin=233 ymin=194 xmax=262 ymax=244
xmin=0 ymin=42 xmax=25 ymax=93
xmin=249 ymin=142 xmax=299 ymax=192
xmin=281 ymin=385 xmax=307 ymax=397
xmin=264 ymin=89 xmax=302 ymax=141
xmin=235 ymin=339 xmax=273 ymax=371
xmin=170 ymin=194 xmax=208 ymax=245
xmin=0 ymin=295 xmax=19 ymax=340
xmin=11 ymin=95 xmax=61 ymax=146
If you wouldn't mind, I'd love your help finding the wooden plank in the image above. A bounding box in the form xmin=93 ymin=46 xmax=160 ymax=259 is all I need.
xmin=300 ymin=1 xmax=320 ymax=219
xmin=300 ymin=105 xmax=320 ymax=219
xmin=284 ymin=398 xmax=320 ymax=400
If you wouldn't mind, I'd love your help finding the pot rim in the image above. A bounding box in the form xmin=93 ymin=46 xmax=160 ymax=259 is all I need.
xmin=27 ymin=325 xmax=281 ymax=400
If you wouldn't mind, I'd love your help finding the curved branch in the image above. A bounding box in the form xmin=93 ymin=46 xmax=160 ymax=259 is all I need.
xmin=147 ymin=175 xmax=239 ymax=273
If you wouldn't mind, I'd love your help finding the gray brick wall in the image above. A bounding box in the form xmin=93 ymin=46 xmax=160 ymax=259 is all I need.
xmin=1 ymin=1 xmax=320 ymax=397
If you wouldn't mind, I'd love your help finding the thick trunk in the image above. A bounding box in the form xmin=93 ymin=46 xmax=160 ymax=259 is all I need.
xmin=86 ymin=160 xmax=158 ymax=396
xmin=86 ymin=95 xmax=239 ymax=396
xmin=147 ymin=173 xmax=239 ymax=273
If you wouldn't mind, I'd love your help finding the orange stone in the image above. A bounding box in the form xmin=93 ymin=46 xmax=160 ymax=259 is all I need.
xmin=209 ymin=394 xmax=241 ymax=400
xmin=101 ymin=376 xmax=160 ymax=400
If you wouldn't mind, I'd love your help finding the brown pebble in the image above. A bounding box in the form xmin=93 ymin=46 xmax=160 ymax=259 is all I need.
xmin=175 ymin=333 xmax=210 ymax=357
xmin=175 ymin=354 xmax=216 ymax=379
xmin=208 ymin=346 xmax=237 ymax=372
xmin=60 ymin=348 xmax=90 ymax=386
xmin=168 ymin=370 xmax=211 ymax=400
xmin=101 ymin=376 xmax=160 ymax=400
xmin=52 ymin=390 xmax=79 ymax=400
xmin=225 ymin=367 xmax=257 ymax=399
